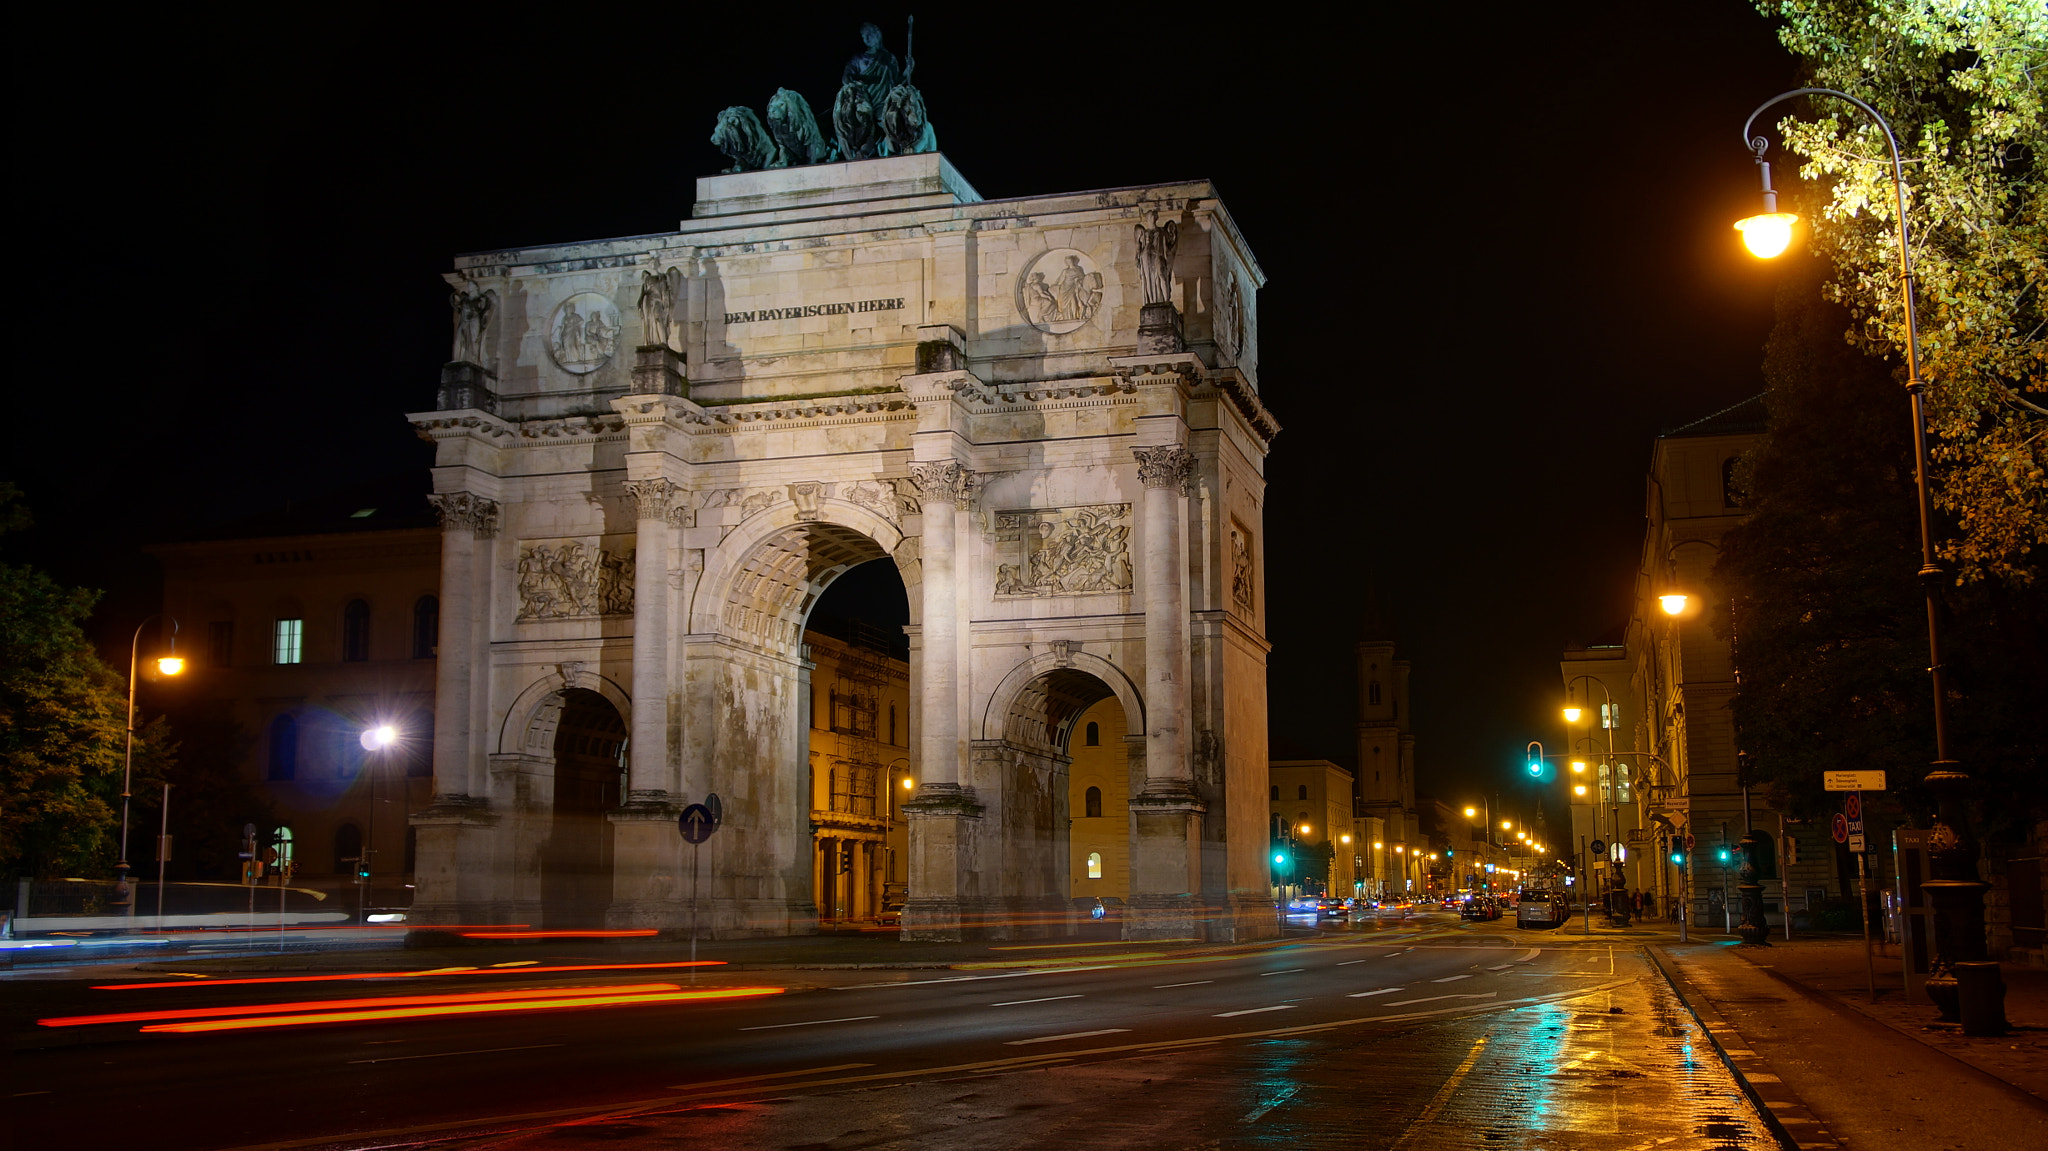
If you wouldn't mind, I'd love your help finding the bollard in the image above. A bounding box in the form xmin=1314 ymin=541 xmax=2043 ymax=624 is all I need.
xmin=1954 ymin=961 xmax=2008 ymax=1036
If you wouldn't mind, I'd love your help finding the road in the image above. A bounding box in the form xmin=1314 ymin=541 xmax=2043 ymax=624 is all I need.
xmin=9 ymin=914 xmax=1776 ymax=1149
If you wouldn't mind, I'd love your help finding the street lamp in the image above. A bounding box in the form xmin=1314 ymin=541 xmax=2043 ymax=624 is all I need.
xmin=1741 ymin=88 xmax=1981 ymax=1019
xmin=119 ymin=616 xmax=183 ymax=917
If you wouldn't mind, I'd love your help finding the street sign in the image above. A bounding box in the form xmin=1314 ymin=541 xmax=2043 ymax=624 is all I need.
xmin=1826 ymin=770 xmax=1886 ymax=792
xmin=679 ymin=803 xmax=717 ymax=844
xmin=1846 ymin=791 xmax=1866 ymax=854
xmin=1590 ymin=839 xmax=1607 ymax=856
xmin=1831 ymin=812 xmax=1849 ymax=843
xmin=704 ymin=793 xmax=723 ymax=826
xmin=1685 ymin=833 xmax=1695 ymax=850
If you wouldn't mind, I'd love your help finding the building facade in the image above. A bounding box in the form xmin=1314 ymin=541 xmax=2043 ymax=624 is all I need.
xmin=409 ymin=154 xmax=1278 ymax=941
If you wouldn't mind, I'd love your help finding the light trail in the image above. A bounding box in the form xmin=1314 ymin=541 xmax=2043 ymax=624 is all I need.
xmin=141 ymin=986 xmax=784 ymax=1033
xmin=460 ymin=929 xmax=660 ymax=939
xmin=42 ymin=983 xmax=685 ymax=1028
xmin=91 ymin=961 xmax=724 ymax=991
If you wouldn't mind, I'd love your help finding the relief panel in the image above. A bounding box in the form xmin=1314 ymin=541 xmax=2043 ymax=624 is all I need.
xmin=517 ymin=537 xmax=636 ymax=620
xmin=992 ymin=504 xmax=1132 ymax=597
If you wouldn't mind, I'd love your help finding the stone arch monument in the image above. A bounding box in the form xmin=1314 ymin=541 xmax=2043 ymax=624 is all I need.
xmin=410 ymin=153 xmax=1278 ymax=941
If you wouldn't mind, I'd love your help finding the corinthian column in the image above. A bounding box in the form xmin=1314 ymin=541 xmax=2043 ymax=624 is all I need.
xmin=622 ymin=478 xmax=678 ymax=802
xmin=902 ymin=460 xmax=983 ymax=941
xmin=1127 ymin=445 xmax=1206 ymax=940
xmin=1133 ymin=445 xmax=1195 ymax=789
xmin=426 ymin=492 xmax=500 ymax=797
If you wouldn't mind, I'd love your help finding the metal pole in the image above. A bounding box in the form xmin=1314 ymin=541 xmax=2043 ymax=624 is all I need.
xmin=1581 ymin=835 xmax=1591 ymax=934
xmin=1781 ymin=812 xmax=1794 ymax=941
xmin=155 ymin=782 xmax=171 ymax=934
xmin=690 ymin=840 xmax=701 ymax=984
xmin=118 ymin=622 xmax=142 ymax=923
xmin=1858 ymin=853 xmax=1877 ymax=1001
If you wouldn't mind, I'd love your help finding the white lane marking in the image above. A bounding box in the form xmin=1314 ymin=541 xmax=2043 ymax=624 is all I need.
xmin=1383 ymin=992 xmax=1498 ymax=1007
xmin=671 ymin=1064 xmax=874 ymax=1090
xmin=1348 ymin=987 xmax=1403 ymax=998
xmin=738 ymin=1016 xmax=879 ymax=1031
xmin=1431 ymin=975 xmax=1472 ymax=983
xmin=1153 ymin=980 xmax=1212 ymax=988
xmin=990 ymin=995 xmax=1082 ymax=1007
xmin=1517 ymin=948 xmax=1541 ymax=962
xmin=348 ymin=1043 xmax=563 ymax=1065
xmin=1486 ymin=965 xmax=1512 ymax=971
xmin=1391 ymin=1035 xmax=1488 ymax=1146
xmin=1005 ymin=1028 xmax=1130 ymax=1045
xmin=1512 ymin=971 xmax=1612 ymax=977
xmin=1259 ymin=969 xmax=1305 ymax=977
xmin=1241 ymin=1085 xmax=1302 ymax=1123
xmin=1337 ymin=959 xmax=1368 ymax=966
xmin=1215 ymin=1005 xmax=1296 ymax=1018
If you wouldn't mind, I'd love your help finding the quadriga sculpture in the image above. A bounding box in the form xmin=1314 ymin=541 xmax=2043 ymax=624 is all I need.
xmin=712 ymin=106 xmax=783 ymax=173
xmin=767 ymin=87 xmax=836 ymax=166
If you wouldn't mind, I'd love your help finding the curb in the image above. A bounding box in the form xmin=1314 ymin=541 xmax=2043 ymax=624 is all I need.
xmin=1646 ymin=944 xmax=1841 ymax=1151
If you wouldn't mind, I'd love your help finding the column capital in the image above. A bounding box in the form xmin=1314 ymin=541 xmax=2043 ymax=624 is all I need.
xmin=1133 ymin=445 xmax=1195 ymax=495
xmin=910 ymin=460 xmax=979 ymax=509
xmin=428 ymin=492 xmax=502 ymax=538
xmin=623 ymin=477 xmax=681 ymax=521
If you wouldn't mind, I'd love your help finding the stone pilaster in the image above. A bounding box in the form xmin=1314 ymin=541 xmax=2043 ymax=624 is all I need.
xmin=902 ymin=459 xmax=985 ymax=940
xmin=1127 ymin=445 xmax=1207 ymax=939
xmin=611 ymin=477 xmax=684 ymax=927
xmin=425 ymin=492 xmax=499 ymax=798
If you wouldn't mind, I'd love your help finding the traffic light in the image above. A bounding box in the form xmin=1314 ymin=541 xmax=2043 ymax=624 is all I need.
xmin=356 ymin=858 xmax=371 ymax=880
xmin=1526 ymin=758 xmax=1542 ymax=777
xmin=1717 ymin=846 xmax=1732 ymax=864
xmin=1445 ymin=847 xmax=1454 ymax=858
xmin=1670 ymin=846 xmax=1686 ymax=866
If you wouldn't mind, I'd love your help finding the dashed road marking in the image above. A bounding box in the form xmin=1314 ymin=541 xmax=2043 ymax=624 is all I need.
xmin=1004 ymin=1028 xmax=1130 ymax=1046
xmin=738 ymin=1017 xmax=877 ymax=1031
xmin=1215 ymin=1005 xmax=1296 ymax=1018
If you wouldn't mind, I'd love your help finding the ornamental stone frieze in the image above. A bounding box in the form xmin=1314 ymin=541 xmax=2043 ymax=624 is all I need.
xmin=428 ymin=492 xmax=502 ymax=538
xmin=1230 ymin=524 xmax=1256 ymax=616
xmin=1132 ymin=446 xmax=1196 ymax=496
xmin=516 ymin=540 xmax=636 ymax=620
xmin=992 ymin=505 xmax=1133 ymax=597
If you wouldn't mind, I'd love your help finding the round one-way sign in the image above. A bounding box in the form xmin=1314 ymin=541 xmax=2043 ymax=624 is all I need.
xmin=679 ymin=804 xmax=717 ymax=844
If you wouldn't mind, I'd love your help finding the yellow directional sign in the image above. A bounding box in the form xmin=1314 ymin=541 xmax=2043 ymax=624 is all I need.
xmin=1824 ymin=770 xmax=1886 ymax=792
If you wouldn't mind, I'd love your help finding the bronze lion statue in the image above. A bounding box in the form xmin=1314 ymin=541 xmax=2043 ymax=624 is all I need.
xmin=712 ymin=106 xmax=784 ymax=173
xmin=767 ymin=88 xmax=835 ymax=167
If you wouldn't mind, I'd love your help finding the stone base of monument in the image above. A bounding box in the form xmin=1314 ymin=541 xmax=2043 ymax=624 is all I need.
xmin=437 ymin=361 xmax=499 ymax=413
xmin=1137 ymin=302 xmax=1185 ymax=354
xmin=630 ymin=345 xmax=688 ymax=397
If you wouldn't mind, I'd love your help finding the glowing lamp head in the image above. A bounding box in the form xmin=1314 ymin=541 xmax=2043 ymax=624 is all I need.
xmin=1660 ymin=593 xmax=1690 ymax=616
xmin=1736 ymin=212 xmax=1798 ymax=258
xmin=1340 ymin=834 xmax=1352 ymax=844
xmin=1500 ymin=820 xmax=1512 ymax=831
xmin=360 ymin=724 xmax=398 ymax=751
xmin=1464 ymin=806 xmax=1477 ymax=818
xmin=1562 ymin=706 xmax=1583 ymax=723
xmin=156 ymin=656 xmax=186 ymax=676
xmin=1298 ymin=823 xmax=1312 ymax=836
xmin=901 ymin=777 xmax=915 ymax=790
xmin=1574 ymin=784 xmax=1588 ymax=797
xmin=1571 ymin=760 xmax=1587 ymax=774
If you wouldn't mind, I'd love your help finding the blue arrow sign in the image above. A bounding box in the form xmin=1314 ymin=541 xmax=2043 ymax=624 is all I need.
xmin=679 ymin=804 xmax=716 ymax=844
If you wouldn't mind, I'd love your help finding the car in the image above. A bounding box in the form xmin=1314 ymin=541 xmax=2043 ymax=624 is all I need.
xmin=1315 ymin=898 xmax=1349 ymax=921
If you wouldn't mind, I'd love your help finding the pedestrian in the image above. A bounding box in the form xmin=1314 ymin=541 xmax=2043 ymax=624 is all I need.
xmin=1642 ymin=889 xmax=1656 ymax=918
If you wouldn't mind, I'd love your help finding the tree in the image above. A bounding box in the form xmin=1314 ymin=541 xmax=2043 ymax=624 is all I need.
xmin=0 ymin=485 xmax=175 ymax=879
xmin=1756 ymin=0 xmax=2047 ymax=586
xmin=1714 ymin=265 xmax=2048 ymax=837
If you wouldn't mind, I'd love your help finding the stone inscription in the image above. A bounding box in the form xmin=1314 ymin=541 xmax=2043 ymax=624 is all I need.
xmin=723 ymin=297 xmax=905 ymax=325
xmin=993 ymin=504 xmax=1132 ymax=597
xmin=517 ymin=541 xmax=635 ymax=619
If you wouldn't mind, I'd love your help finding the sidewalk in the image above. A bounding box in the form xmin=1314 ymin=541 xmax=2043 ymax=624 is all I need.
xmin=1652 ymin=934 xmax=2048 ymax=1149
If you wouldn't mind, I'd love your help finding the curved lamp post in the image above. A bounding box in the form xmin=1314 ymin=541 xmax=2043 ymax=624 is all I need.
xmin=1741 ymin=88 xmax=1983 ymax=1017
xmin=118 ymin=616 xmax=183 ymax=917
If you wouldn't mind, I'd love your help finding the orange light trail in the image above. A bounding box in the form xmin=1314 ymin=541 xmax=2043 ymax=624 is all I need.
xmin=139 ymin=986 xmax=783 ymax=1033
xmin=91 ymin=961 xmax=726 ymax=991
xmin=42 ymin=983 xmax=684 ymax=1028
xmin=459 ymin=929 xmax=660 ymax=939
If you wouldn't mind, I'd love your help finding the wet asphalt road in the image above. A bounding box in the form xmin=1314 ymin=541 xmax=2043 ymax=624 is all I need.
xmin=10 ymin=917 xmax=1775 ymax=1150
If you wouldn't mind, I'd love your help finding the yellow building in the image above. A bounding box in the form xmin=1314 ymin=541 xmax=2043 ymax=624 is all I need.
xmin=1269 ymin=759 xmax=1359 ymax=896
xmin=804 ymin=621 xmax=911 ymax=923
xmin=1066 ymin=697 xmax=1133 ymax=901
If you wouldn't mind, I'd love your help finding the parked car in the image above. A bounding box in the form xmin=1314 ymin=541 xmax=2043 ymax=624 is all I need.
xmin=1460 ymin=896 xmax=1500 ymax=921
xmin=1315 ymin=898 xmax=1349 ymax=921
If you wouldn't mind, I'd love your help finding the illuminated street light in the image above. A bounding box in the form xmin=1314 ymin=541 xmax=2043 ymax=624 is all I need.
xmin=360 ymin=724 xmax=399 ymax=751
xmin=1562 ymin=706 xmax=1583 ymax=723
xmin=1659 ymin=593 xmax=1689 ymax=616
xmin=119 ymin=616 xmax=183 ymax=920
xmin=1571 ymin=760 xmax=1587 ymax=774
xmin=1740 ymin=90 xmax=1976 ymax=1004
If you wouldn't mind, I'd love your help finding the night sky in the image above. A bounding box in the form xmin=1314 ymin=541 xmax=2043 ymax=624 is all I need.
xmin=12 ymin=4 xmax=1803 ymax=825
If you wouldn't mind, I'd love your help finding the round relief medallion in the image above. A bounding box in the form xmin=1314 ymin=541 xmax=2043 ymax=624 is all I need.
xmin=1018 ymin=248 xmax=1104 ymax=335
xmin=547 ymin=291 xmax=622 ymax=374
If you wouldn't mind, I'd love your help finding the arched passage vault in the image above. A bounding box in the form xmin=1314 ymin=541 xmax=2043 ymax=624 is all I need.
xmin=407 ymin=157 xmax=1279 ymax=944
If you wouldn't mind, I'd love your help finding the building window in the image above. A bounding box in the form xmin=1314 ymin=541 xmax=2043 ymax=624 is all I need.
xmin=342 ymin=599 xmax=371 ymax=662
xmin=1087 ymin=851 xmax=1103 ymax=879
xmin=1297 ymin=784 xmax=1309 ymax=800
xmin=1270 ymin=784 xmax=1279 ymax=800
xmin=1723 ymin=457 xmax=1745 ymax=508
xmin=206 ymin=621 xmax=234 ymax=668
xmin=267 ymin=714 xmax=298 ymax=780
xmin=889 ymin=703 xmax=897 ymax=745
xmin=403 ymin=826 xmax=417 ymax=875
xmin=411 ymin=596 xmax=438 ymax=659
xmin=1085 ymin=786 xmax=1102 ymax=818
xmin=273 ymin=618 xmax=303 ymax=665
xmin=1085 ymin=721 xmax=1099 ymax=747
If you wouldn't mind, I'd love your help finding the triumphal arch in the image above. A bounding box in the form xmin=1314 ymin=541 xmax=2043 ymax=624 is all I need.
xmin=409 ymin=152 xmax=1278 ymax=941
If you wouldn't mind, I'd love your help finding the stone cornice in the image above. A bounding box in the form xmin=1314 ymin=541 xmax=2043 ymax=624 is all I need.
xmin=1197 ymin=366 xmax=1281 ymax=446
xmin=410 ymin=409 xmax=517 ymax=444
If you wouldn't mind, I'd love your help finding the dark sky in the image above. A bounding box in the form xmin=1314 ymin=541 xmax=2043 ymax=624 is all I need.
xmin=11 ymin=4 xmax=1800 ymax=825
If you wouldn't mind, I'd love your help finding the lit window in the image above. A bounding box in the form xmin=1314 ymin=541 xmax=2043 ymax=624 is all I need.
xmin=274 ymin=619 xmax=303 ymax=665
xmin=1087 ymin=852 xmax=1102 ymax=879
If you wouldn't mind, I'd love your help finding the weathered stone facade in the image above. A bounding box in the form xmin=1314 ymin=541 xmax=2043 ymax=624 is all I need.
xmin=408 ymin=154 xmax=1277 ymax=941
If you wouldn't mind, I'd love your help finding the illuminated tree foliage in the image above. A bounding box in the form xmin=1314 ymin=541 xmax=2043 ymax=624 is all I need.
xmin=1757 ymin=0 xmax=2047 ymax=585
xmin=0 ymin=485 xmax=173 ymax=879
